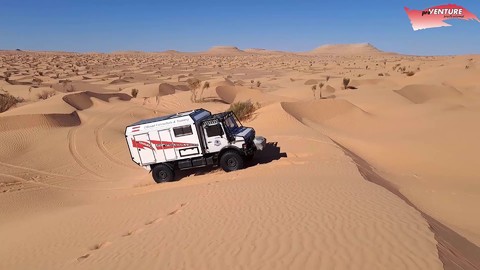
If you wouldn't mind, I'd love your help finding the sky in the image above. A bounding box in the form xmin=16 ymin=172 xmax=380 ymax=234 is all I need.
xmin=1 ymin=0 xmax=479 ymax=55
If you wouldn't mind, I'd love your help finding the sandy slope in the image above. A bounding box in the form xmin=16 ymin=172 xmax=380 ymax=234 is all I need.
xmin=1 ymin=48 xmax=479 ymax=269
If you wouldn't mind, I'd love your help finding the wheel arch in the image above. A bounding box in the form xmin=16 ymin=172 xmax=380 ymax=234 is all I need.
xmin=150 ymin=161 xmax=175 ymax=171
xmin=219 ymin=146 xmax=244 ymax=158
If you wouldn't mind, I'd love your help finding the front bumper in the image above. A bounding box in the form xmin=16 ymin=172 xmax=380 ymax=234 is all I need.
xmin=253 ymin=136 xmax=267 ymax=151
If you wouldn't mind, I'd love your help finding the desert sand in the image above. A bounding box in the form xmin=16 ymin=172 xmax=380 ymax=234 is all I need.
xmin=1 ymin=44 xmax=479 ymax=269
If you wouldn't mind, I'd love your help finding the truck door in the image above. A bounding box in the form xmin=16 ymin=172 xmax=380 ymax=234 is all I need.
xmin=158 ymin=129 xmax=177 ymax=161
xmin=204 ymin=123 xmax=229 ymax=153
xmin=133 ymin=133 xmax=156 ymax=165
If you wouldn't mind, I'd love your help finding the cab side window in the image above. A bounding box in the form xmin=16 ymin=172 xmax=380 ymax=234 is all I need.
xmin=205 ymin=124 xmax=224 ymax=137
xmin=173 ymin=125 xmax=193 ymax=137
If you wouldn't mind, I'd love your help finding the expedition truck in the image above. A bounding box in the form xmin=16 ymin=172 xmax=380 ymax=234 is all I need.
xmin=125 ymin=109 xmax=266 ymax=183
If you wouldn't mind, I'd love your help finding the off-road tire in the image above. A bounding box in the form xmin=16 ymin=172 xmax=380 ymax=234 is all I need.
xmin=220 ymin=150 xmax=244 ymax=172
xmin=152 ymin=164 xmax=175 ymax=183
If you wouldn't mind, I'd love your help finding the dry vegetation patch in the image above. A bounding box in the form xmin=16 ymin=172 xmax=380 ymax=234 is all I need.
xmin=229 ymin=100 xmax=261 ymax=121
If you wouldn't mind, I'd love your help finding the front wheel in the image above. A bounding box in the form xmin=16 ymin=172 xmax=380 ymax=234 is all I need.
xmin=220 ymin=151 xmax=245 ymax=172
xmin=152 ymin=164 xmax=175 ymax=183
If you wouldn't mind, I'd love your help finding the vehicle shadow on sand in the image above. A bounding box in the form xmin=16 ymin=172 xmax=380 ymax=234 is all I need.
xmin=175 ymin=142 xmax=287 ymax=180
xmin=247 ymin=142 xmax=287 ymax=166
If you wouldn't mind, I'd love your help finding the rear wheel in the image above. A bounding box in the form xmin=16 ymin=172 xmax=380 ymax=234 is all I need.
xmin=152 ymin=164 xmax=175 ymax=183
xmin=220 ymin=151 xmax=244 ymax=172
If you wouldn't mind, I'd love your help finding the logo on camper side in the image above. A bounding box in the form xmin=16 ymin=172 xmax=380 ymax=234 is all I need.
xmin=404 ymin=4 xmax=480 ymax=30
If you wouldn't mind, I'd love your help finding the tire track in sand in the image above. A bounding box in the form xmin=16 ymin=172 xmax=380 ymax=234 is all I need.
xmin=68 ymin=126 xmax=108 ymax=180
xmin=93 ymin=106 xmax=139 ymax=169
xmin=67 ymin=104 xmax=128 ymax=181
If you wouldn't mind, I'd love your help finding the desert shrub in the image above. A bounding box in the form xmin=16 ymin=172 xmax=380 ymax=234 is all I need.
xmin=378 ymin=73 xmax=384 ymax=76
xmin=199 ymin=81 xmax=210 ymax=101
xmin=0 ymin=92 xmax=23 ymax=113
xmin=326 ymin=76 xmax=330 ymax=81
xmin=187 ymin=78 xmax=201 ymax=102
xmin=318 ymin=83 xmax=325 ymax=99
xmin=131 ymin=88 xmax=139 ymax=98
xmin=405 ymin=71 xmax=415 ymax=76
xmin=256 ymin=81 xmax=261 ymax=87
xmin=228 ymin=100 xmax=260 ymax=121
xmin=33 ymin=77 xmax=43 ymax=84
xmin=37 ymin=90 xmax=56 ymax=100
xmin=66 ymin=84 xmax=75 ymax=92
xmin=342 ymin=78 xmax=350 ymax=89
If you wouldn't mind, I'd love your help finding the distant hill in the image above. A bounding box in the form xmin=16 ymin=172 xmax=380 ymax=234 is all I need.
xmin=244 ymin=48 xmax=287 ymax=55
xmin=110 ymin=50 xmax=146 ymax=54
xmin=307 ymin=43 xmax=385 ymax=55
xmin=201 ymin=46 xmax=245 ymax=55
xmin=0 ymin=43 xmax=398 ymax=56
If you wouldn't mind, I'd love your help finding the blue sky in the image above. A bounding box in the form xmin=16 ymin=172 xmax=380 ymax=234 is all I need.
xmin=1 ymin=0 xmax=479 ymax=55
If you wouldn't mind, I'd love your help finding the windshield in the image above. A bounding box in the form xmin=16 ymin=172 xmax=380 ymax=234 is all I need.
xmin=224 ymin=115 xmax=241 ymax=131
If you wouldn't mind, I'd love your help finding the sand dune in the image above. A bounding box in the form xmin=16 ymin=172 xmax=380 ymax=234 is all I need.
xmin=281 ymin=99 xmax=370 ymax=125
xmin=216 ymin=85 xmax=287 ymax=105
xmin=1 ymin=49 xmax=479 ymax=270
xmin=0 ymin=112 xmax=80 ymax=131
xmin=62 ymin=91 xmax=132 ymax=110
xmin=394 ymin=84 xmax=463 ymax=104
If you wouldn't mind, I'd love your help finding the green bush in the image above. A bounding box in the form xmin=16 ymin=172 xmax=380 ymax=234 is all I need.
xmin=228 ymin=100 xmax=260 ymax=121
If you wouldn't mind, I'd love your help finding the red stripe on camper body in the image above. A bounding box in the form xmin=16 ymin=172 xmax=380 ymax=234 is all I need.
xmin=150 ymin=140 xmax=198 ymax=150
xmin=131 ymin=139 xmax=197 ymax=150
xmin=131 ymin=139 xmax=154 ymax=150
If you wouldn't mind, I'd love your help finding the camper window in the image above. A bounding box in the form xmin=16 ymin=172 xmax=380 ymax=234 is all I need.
xmin=173 ymin=125 xmax=193 ymax=137
xmin=205 ymin=124 xmax=224 ymax=137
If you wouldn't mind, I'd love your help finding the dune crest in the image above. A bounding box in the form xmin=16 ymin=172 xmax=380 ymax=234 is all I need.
xmin=62 ymin=91 xmax=132 ymax=110
xmin=394 ymin=84 xmax=462 ymax=104
xmin=281 ymin=99 xmax=370 ymax=124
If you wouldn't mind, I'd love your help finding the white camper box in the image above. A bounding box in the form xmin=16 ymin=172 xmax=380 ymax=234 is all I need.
xmin=125 ymin=108 xmax=266 ymax=183
xmin=125 ymin=109 xmax=211 ymax=168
